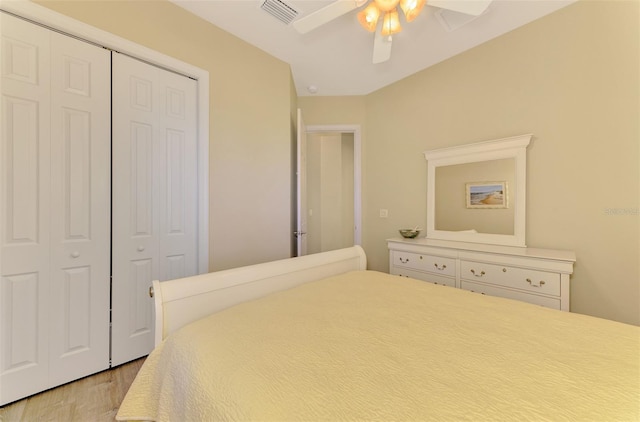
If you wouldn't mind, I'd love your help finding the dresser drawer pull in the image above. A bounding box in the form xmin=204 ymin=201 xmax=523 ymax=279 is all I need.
xmin=399 ymin=257 xmax=409 ymax=264
xmin=434 ymin=263 xmax=447 ymax=271
xmin=470 ymin=269 xmax=485 ymax=277
xmin=526 ymin=278 xmax=546 ymax=287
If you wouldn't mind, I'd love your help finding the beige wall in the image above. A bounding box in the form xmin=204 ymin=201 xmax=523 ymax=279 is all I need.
xmin=301 ymin=1 xmax=639 ymax=325
xmin=35 ymin=0 xmax=295 ymax=270
xmin=297 ymin=96 xmax=368 ymax=125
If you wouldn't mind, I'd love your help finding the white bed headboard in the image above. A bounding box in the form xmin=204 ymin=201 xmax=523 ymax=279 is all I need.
xmin=151 ymin=245 xmax=367 ymax=346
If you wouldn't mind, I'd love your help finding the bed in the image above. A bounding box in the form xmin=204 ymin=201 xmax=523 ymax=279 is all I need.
xmin=116 ymin=246 xmax=639 ymax=421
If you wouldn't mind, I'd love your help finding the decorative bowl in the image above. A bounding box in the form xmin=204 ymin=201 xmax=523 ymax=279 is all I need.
xmin=399 ymin=229 xmax=420 ymax=239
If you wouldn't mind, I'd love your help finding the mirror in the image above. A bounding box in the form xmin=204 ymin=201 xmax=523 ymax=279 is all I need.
xmin=424 ymin=134 xmax=531 ymax=247
xmin=435 ymin=158 xmax=515 ymax=235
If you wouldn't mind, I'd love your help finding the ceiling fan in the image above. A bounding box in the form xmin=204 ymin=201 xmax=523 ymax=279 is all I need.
xmin=292 ymin=0 xmax=492 ymax=64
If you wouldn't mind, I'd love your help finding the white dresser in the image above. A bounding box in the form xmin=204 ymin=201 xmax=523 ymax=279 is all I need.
xmin=387 ymin=238 xmax=576 ymax=311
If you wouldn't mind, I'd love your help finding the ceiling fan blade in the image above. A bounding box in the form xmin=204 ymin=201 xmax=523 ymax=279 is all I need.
xmin=372 ymin=32 xmax=392 ymax=64
xmin=427 ymin=0 xmax=492 ymax=16
xmin=293 ymin=0 xmax=364 ymax=34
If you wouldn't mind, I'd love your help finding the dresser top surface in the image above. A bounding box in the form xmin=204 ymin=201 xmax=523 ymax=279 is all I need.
xmin=387 ymin=237 xmax=576 ymax=262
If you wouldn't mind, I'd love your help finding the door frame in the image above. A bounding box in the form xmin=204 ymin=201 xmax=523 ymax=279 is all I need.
xmin=296 ymin=109 xmax=308 ymax=256
xmin=1 ymin=1 xmax=210 ymax=273
xmin=305 ymin=125 xmax=362 ymax=247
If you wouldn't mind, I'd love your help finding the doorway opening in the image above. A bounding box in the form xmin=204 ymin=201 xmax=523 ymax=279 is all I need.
xmin=303 ymin=125 xmax=362 ymax=255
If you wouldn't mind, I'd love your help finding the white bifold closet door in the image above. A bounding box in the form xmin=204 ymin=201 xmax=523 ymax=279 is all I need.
xmin=111 ymin=52 xmax=198 ymax=366
xmin=0 ymin=12 xmax=111 ymax=405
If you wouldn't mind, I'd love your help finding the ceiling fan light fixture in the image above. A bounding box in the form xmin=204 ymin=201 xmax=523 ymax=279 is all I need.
xmin=400 ymin=0 xmax=425 ymax=22
xmin=381 ymin=9 xmax=402 ymax=36
xmin=357 ymin=3 xmax=381 ymax=32
xmin=374 ymin=0 xmax=401 ymax=12
xmin=357 ymin=0 xmax=421 ymax=36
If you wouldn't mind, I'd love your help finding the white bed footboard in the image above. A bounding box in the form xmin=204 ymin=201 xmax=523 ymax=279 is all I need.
xmin=151 ymin=246 xmax=367 ymax=346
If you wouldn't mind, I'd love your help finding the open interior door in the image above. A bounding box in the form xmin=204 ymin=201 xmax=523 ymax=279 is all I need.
xmin=296 ymin=109 xmax=308 ymax=256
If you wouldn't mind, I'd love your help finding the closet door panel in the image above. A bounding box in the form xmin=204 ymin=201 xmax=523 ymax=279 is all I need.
xmin=111 ymin=52 xmax=198 ymax=366
xmin=48 ymin=31 xmax=110 ymax=386
xmin=159 ymin=71 xmax=198 ymax=281
xmin=0 ymin=13 xmax=51 ymax=405
xmin=111 ymin=53 xmax=160 ymax=366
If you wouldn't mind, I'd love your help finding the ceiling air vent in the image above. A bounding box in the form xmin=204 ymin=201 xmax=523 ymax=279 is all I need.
xmin=260 ymin=0 xmax=299 ymax=25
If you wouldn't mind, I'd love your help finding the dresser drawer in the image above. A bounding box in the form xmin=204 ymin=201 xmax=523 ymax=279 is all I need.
xmin=390 ymin=267 xmax=456 ymax=287
xmin=460 ymin=260 xmax=561 ymax=297
xmin=391 ymin=251 xmax=456 ymax=277
xmin=461 ymin=280 xmax=561 ymax=310
xmin=388 ymin=238 xmax=574 ymax=311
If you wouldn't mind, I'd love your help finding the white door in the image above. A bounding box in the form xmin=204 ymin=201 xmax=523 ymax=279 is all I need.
xmin=111 ymin=52 xmax=198 ymax=366
xmin=48 ymin=30 xmax=111 ymax=387
xmin=0 ymin=12 xmax=110 ymax=405
xmin=0 ymin=13 xmax=52 ymax=405
xmin=296 ymin=109 xmax=308 ymax=256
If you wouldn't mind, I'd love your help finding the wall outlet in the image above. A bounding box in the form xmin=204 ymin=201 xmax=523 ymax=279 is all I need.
xmin=379 ymin=209 xmax=389 ymax=218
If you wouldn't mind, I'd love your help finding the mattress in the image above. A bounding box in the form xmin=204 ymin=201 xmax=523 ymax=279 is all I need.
xmin=117 ymin=270 xmax=639 ymax=421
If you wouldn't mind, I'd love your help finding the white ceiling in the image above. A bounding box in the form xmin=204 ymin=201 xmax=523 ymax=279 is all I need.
xmin=169 ymin=0 xmax=576 ymax=96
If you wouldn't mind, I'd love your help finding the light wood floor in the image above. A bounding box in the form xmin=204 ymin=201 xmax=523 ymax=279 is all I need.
xmin=0 ymin=358 xmax=145 ymax=422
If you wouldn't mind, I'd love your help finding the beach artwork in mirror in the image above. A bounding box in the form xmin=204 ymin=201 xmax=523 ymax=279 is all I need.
xmin=424 ymin=134 xmax=531 ymax=247
xmin=466 ymin=181 xmax=508 ymax=209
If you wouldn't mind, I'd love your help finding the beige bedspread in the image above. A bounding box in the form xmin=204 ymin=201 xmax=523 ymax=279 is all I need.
xmin=117 ymin=270 xmax=639 ymax=421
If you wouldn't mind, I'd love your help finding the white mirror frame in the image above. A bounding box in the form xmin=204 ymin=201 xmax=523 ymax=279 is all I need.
xmin=424 ymin=134 xmax=532 ymax=247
